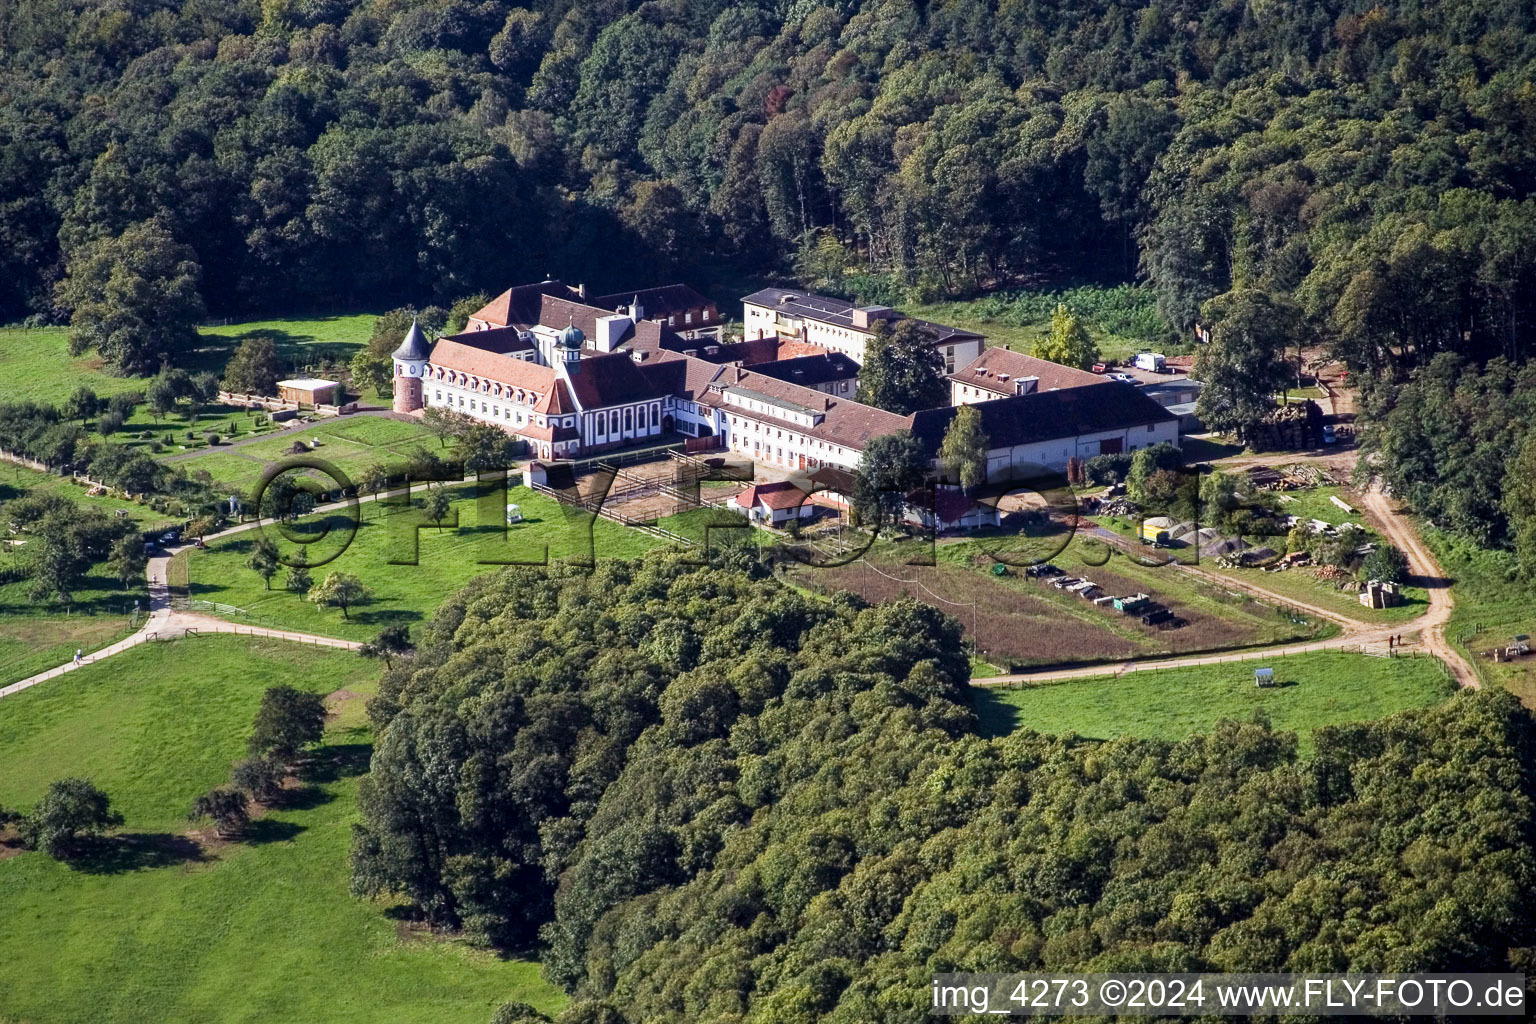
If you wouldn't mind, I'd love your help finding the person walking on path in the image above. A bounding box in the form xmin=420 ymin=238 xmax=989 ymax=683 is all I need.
xmin=73 ymin=649 xmax=82 ymax=666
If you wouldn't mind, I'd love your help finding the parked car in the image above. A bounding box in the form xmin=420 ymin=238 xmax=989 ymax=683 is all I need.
xmin=1322 ymin=424 xmax=1337 ymax=444
xmin=1108 ymin=372 xmax=1138 ymax=383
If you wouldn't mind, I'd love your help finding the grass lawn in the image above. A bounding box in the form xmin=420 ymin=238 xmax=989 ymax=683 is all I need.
xmin=196 ymin=313 xmax=376 ymax=371
xmin=1426 ymin=527 xmax=1536 ymax=705
xmin=655 ymin=506 xmax=758 ymax=548
xmin=972 ymin=651 xmax=1455 ymax=752
xmin=0 ymin=636 xmax=563 ymax=1024
xmin=1272 ymin=482 xmax=1364 ymax=526
xmin=186 ymin=484 xmax=664 ymax=640
xmin=903 ymin=297 xmax=1168 ymax=364
xmin=1178 ymin=434 xmax=1247 ymax=463
xmin=0 ymin=328 xmax=154 ymax=406
xmin=0 ymin=560 xmax=147 ymax=686
xmin=172 ymin=415 xmax=451 ymax=496
xmin=175 ymin=451 xmax=270 ymax=493
xmin=0 ymin=314 xmax=376 ymax=410
xmin=0 ymin=463 xmax=178 ymax=530
xmin=1202 ymin=557 xmax=1429 ymax=625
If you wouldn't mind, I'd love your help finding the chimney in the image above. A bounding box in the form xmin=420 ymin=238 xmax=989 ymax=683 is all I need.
xmin=577 ymin=282 xmax=587 ymax=300
xmin=1015 ymin=375 xmax=1039 ymax=396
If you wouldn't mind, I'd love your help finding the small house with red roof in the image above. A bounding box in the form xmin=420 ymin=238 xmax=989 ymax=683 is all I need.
xmin=733 ymin=480 xmax=814 ymax=525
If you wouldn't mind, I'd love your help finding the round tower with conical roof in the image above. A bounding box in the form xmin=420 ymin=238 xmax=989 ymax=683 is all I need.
xmin=392 ymin=321 xmax=430 ymax=414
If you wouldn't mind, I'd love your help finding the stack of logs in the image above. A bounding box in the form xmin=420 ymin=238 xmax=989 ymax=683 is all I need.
xmin=1247 ymin=400 xmax=1323 ymax=450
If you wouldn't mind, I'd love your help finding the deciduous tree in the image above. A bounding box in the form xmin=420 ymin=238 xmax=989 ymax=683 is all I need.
xmin=1034 ymin=305 xmax=1100 ymax=370
xmin=856 ymin=320 xmax=947 ymax=414
xmin=57 ymin=221 xmax=204 ymax=376
xmin=311 ymin=571 xmax=370 ymax=619
xmin=18 ymin=778 xmax=123 ymax=859
xmin=248 ymin=685 xmax=327 ymax=762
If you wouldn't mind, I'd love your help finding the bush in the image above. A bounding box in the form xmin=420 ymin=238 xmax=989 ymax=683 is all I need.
xmin=1361 ymin=543 xmax=1409 ymax=583
xmin=17 ymin=778 xmax=123 ymax=860
xmin=231 ymin=756 xmax=287 ymax=804
xmin=203 ymin=432 xmax=221 ymax=446
xmin=1084 ymin=452 xmax=1133 ymax=485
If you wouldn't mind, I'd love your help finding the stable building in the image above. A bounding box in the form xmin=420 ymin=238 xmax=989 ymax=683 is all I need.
xmin=948 ymin=348 xmax=1102 ymax=405
xmin=910 ymin=381 xmax=1180 ymax=480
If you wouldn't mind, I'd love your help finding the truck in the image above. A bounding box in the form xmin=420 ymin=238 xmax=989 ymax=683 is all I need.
xmin=1138 ymin=522 xmax=1170 ymax=545
xmin=1133 ymin=352 xmax=1167 ymax=373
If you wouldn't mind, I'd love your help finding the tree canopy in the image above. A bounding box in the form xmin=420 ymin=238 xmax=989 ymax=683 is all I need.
xmin=855 ymin=320 xmax=948 ymax=415
xmin=1 ymin=0 xmax=1524 ymax=372
xmin=1034 ymin=304 xmax=1100 ymax=370
xmin=350 ymin=550 xmax=1536 ymax=1022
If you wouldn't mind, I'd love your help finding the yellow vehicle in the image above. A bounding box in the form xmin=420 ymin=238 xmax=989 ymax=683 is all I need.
xmin=1138 ymin=522 xmax=1170 ymax=545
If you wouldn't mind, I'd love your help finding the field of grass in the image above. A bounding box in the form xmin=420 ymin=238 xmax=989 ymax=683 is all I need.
xmin=654 ymin=506 xmax=757 ymax=547
xmin=0 ymin=314 xmax=376 ymax=411
xmin=0 ymin=463 xmax=178 ymax=530
xmin=1272 ymin=483 xmax=1364 ymax=526
xmin=0 ymin=554 xmax=147 ymax=686
xmin=973 ymin=651 xmax=1455 ymax=751
xmin=170 ymin=413 xmax=451 ymax=496
xmin=1199 ymin=553 xmax=1428 ymax=625
xmin=197 ymin=314 xmax=375 ymax=372
xmin=0 ymin=636 xmax=563 ymax=1024
xmin=904 ymin=285 xmax=1175 ymax=364
xmin=185 ymin=484 xmax=664 ymax=640
xmin=1426 ymin=527 xmax=1536 ymax=705
xmin=0 ymin=328 xmax=155 ymax=406
xmin=1177 ymin=435 xmax=1246 ymax=463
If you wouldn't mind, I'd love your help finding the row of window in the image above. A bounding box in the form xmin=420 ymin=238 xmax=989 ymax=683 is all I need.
xmin=726 ymin=414 xmax=850 ymax=463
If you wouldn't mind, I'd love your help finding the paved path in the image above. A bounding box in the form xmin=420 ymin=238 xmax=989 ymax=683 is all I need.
xmin=0 ymin=535 xmax=363 ymax=701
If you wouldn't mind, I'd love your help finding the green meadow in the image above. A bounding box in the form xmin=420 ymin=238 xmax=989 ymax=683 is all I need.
xmin=972 ymin=651 xmax=1455 ymax=752
xmin=0 ymin=636 xmax=564 ymax=1024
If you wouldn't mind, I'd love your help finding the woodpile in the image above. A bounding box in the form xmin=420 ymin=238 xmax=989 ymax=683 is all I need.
xmin=1312 ymin=564 xmax=1353 ymax=588
xmin=1247 ymin=401 xmax=1322 ymax=450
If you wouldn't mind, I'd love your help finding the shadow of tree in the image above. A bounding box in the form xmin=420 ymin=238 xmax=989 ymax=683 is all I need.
xmin=243 ymin=819 xmax=306 ymax=845
xmin=275 ymin=785 xmax=336 ymax=811
xmin=68 ymin=833 xmax=207 ymax=874
xmin=302 ymin=742 xmax=372 ymax=784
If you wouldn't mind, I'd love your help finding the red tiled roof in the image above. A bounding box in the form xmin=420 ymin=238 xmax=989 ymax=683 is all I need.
xmin=590 ymin=284 xmax=716 ymax=319
xmin=735 ymin=480 xmax=808 ymax=512
xmin=949 ymin=347 xmax=1103 ymax=394
xmin=702 ymin=363 xmax=912 ymax=451
xmin=469 ymin=281 xmax=580 ymax=328
xmin=533 ymin=381 xmax=575 ymax=415
xmin=564 ymin=352 xmax=672 ymax=408
xmin=430 ymin=338 xmax=555 ymax=395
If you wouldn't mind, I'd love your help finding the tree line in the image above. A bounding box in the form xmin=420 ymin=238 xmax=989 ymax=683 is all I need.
xmin=3 ymin=0 xmax=1534 ymax=369
xmin=350 ymin=549 xmax=1536 ymax=1024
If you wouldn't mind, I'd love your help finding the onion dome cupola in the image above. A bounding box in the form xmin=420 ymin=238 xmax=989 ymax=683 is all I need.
xmin=559 ymin=322 xmax=586 ymax=350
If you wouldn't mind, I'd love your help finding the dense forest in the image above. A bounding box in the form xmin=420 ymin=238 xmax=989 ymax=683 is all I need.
xmin=354 ymin=551 xmax=1536 ymax=1023
xmin=4 ymin=0 xmax=1536 ymax=354
xmin=6 ymin=0 xmax=1536 ymax=546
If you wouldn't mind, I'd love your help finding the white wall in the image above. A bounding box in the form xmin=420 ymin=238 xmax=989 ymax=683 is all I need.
xmin=983 ymin=419 xmax=1180 ymax=477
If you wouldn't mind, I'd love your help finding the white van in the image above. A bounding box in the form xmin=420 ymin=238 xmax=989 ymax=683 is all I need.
xmin=1133 ymin=352 xmax=1167 ymax=373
